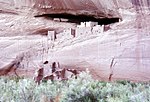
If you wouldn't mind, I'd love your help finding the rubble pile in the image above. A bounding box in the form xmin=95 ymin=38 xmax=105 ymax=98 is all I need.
xmin=34 ymin=61 xmax=80 ymax=84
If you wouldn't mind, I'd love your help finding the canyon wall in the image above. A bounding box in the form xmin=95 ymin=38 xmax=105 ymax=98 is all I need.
xmin=0 ymin=0 xmax=150 ymax=81
xmin=0 ymin=0 xmax=150 ymax=18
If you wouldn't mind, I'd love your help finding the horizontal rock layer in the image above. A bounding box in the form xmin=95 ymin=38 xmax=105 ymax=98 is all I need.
xmin=0 ymin=0 xmax=150 ymax=18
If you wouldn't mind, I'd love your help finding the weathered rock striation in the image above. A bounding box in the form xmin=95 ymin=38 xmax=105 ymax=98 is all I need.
xmin=0 ymin=0 xmax=150 ymax=81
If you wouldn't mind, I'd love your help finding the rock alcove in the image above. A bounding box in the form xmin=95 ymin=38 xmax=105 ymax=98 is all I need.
xmin=35 ymin=13 xmax=120 ymax=25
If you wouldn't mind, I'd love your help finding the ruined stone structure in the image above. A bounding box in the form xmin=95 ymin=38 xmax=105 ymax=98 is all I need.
xmin=48 ymin=21 xmax=107 ymax=41
xmin=86 ymin=21 xmax=98 ymax=27
xmin=92 ymin=25 xmax=104 ymax=34
xmin=34 ymin=62 xmax=80 ymax=84
xmin=76 ymin=27 xmax=92 ymax=37
xmin=76 ymin=21 xmax=104 ymax=37
xmin=62 ymin=28 xmax=75 ymax=39
xmin=48 ymin=31 xmax=56 ymax=41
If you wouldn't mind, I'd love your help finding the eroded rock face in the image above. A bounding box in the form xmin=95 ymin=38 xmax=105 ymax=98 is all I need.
xmin=0 ymin=0 xmax=150 ymax=81
xmin=0 ymin=0 xmax=150 ymax=21
xmin=0 ymin=0 xmax=149 ymax=18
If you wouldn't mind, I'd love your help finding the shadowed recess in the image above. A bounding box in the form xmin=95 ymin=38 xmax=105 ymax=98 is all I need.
xmin=35 ymin=13 xmax=120 ymax=25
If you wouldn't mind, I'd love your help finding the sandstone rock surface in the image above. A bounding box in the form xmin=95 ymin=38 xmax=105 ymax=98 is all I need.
xmin=0 ymin=0 xmax=150 ymax=81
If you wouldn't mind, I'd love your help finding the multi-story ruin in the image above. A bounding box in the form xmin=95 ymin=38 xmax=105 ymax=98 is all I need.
xmin=48 ymin=21 xmax=106 ymax=41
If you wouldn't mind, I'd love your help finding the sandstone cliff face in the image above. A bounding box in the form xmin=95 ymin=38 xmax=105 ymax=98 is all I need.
xmin=0 ymin=0 xmax=150 ymax=81
xmin=0 ymin=0 xmax=149 ymax=18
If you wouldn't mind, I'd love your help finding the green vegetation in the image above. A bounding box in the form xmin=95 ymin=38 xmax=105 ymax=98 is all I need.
xmin=0 ymin=71 xmax=150 ymax=102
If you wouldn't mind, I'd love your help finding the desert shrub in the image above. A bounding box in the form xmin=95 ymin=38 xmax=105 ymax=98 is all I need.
xmin=60 ymin=70 xmax=99 ymax=102
xmin=0 ymin=71 xmax=150 ymax=102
